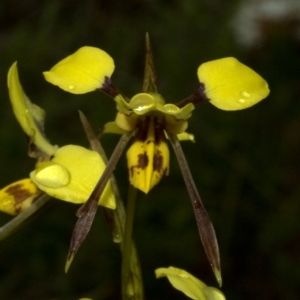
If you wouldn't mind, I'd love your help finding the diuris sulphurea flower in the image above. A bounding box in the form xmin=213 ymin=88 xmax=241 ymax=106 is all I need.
xmin=42 ymin=33 xmax=269 ymax=285
xmin=0 ymin=62 xmax=116 ymax=240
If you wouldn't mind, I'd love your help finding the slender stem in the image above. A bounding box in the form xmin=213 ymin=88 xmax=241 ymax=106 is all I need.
xmin=0 ymin=193 xmax=51 ymax=241
xmin=121 ymin=185 xmax=138 ymax=300
xmin=80 ymin=112 xmax=144 ymax=299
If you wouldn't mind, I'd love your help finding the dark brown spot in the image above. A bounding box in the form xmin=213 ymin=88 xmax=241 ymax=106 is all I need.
xmin=153 ymin=150 xmax=163 ymax=172
xmin=5 ymin=184 xmax=32 ymax=205
xmin=137 ymin=152 xmax=149 ymax=169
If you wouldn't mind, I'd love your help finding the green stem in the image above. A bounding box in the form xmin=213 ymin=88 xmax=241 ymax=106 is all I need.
xmin=121 ymin=185 xmax=138 ymax=300
xmin=0 ymin=193 xmax=51 ymax=241
xmin=79 ymin=111 xmax=144 ymax=299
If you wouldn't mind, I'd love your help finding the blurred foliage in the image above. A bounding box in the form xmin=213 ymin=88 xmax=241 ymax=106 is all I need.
xmin=0 ymin=0 xmax=299 ymax=299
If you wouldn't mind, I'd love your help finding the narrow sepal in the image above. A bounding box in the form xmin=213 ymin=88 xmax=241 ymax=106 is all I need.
xmin=65 ymin=200 xmax=98 ymax=272
xmin=79 ymin=111 xmax=145 ymax=299
xmin=168 ymin=133 xmax=222 ymax=286
xmin=65 ymin=131 xmax=135 ymax=269
xmin=142 ymin=33 xmax=158 ymax=93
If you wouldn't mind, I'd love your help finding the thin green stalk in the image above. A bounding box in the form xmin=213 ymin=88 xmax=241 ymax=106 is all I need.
xmin=80 ymin=112 xmax=144 ymax=299
xmin=0 ymin=193 xmax=51 ymax=241
xmin=121 ymin=185 xmax=139 ymax=300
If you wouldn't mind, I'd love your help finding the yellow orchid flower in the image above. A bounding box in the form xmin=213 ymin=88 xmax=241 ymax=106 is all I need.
xmin=42 ymin=34 xmax=269 ymax=284
xmin=155 ymin=267 xmax=226 ymax=300
xmin=1 ymin=63 xmax=116 ymax=242
xmin=44 ymin=49 xmax=195 ymax=194
xmin=44 ymin=45 xmax=269 ymax=195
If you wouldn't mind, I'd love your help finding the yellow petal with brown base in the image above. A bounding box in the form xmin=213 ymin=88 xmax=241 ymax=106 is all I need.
xmin=43 ymin=46 xmax=115 ymax=94
xmin=197 ymin=57 xmax=270 ymax=110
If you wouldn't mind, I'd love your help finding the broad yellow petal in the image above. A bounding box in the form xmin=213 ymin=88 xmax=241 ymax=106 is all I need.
xmin=197 ymin=57 xmax=270 ymax=110
xmin=155 ymin=267 xmax=226 ymax=300
xmin=43 ymin=46 xmax=115 ymax=94
xmin=30 ymin=145 xmax=116 ymax=209
xmin=0 ymin=179 xmax=41 ymax=215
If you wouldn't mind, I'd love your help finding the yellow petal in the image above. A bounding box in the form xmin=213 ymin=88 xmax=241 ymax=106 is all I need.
xmin=7 ymin=62 xmax=56 ymax=157
xmin=43 ymin=46 xmax=115 ymax=94
xmin=115 ymin=112 xmax=139 ymax=132
xmin=126 ymin=116 xmax=169 ymax=194
xmin=197 ymin=57 xmax=270 ymax=110
xmin=30 ymin=145 xmax=116 ymax=209
xmin=176 ymin=132 xmax=195 ymax=142
xmin=155 ymin=267 xmax=226 ymax=300
xmin=0 ymin=179 xmax=40 ymax=215
xmin=102 ymin=121 xmax=127 ymax=135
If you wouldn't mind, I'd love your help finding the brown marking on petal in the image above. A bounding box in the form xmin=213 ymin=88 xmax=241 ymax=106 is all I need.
xmin=153 ymin=116 xmax=166 ymax=145
xmin=135 ymin=116 xmax=151 ymax=142
xmin=153 ymin=150 xmax=164 ymax=173
xmin=5 ymin=184 xmax=32 ymax=205
xmin=129 ymin=152 xmax=149 ymax=179
xmin=137 ymin=152 xmax=149 ymax=169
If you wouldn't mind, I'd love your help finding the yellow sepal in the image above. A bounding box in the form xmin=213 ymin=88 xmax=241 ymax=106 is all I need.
xmin=0 ymin=178 xmax=40 ymax=215
xmin=30 ymin=145 xmax=116 ymax=209
xmin=126 ymin=117 xmax=169 ymax=194
xmin=155 ymin=267 xmax=226 ymax=300
xmin=197 ymin=57 xmax=270 ymax=110
xmin=7 ymin=62 xmax=56 ymax=157
xmin=43 ymin=46 xmax=115 ymax=94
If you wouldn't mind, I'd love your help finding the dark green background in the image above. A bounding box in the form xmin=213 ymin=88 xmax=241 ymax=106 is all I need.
xmin=0 ymin=0 xmax=299 ymax=299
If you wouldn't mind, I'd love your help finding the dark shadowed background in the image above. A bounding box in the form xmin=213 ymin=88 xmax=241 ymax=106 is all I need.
xmin=0 ymin=0 xmax=299 ymax=299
